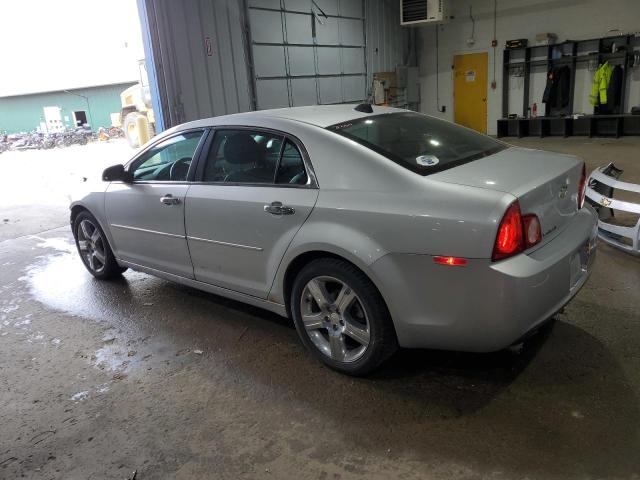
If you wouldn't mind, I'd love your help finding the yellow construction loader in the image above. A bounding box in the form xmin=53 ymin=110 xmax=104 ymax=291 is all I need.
xmin=120 ymin=59 xmax=156 ymax=148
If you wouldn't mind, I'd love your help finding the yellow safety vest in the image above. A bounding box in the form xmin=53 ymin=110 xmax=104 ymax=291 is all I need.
xmin=590 ymin=61 xmax=613 ymax=106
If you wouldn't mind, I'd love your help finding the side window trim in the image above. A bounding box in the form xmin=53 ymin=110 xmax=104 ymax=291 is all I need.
xmin=193 ymin=125 xmax=318 ymax=189
xmin=124 ymin=128 xmax=207 ymax=184
xmin=188 ymin=128 xmax=212 ymax=182
xmin=271 ymin=137 xmax=287 ymax=184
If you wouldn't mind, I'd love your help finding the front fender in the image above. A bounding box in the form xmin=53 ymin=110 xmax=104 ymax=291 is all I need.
xmin=68 ymin=190 xmax=112 ymax=248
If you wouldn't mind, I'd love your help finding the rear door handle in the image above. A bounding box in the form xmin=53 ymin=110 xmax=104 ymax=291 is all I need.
xmin=264 ymin=201 xmax=295 ymax=215
xmin=160 ymin=194 xmax=181 ymax=206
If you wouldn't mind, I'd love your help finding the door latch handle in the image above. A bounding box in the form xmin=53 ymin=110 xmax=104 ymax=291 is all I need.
xmin=160 ymin=194 xmax=181 ymax=206
xmin=264 ymin=201 xmax=295 ymax=215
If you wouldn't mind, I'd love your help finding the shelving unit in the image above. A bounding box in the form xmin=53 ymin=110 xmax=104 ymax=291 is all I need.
xmin=498 ymin=34 xmax=640 ymax=138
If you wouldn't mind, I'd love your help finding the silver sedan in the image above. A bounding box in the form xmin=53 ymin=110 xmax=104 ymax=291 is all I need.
xmin=70 ymin=105 xmax=597 ymax=375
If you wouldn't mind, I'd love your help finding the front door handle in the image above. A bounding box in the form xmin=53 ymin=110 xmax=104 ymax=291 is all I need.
xmin=160 ymin=194 xmax=181 ymax=206
xmin=264 ymin=201 xmax=295 ymax=215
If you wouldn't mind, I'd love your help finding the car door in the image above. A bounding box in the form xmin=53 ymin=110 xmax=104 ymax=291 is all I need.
xmin=185 ymin=128 xmax=319 ymax=298
xmin=105 ymin=129 xmax=206 ymax=278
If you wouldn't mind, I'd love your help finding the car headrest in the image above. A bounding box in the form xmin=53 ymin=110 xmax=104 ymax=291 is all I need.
xmin=224 ymin=133 xmax=262 ymax=165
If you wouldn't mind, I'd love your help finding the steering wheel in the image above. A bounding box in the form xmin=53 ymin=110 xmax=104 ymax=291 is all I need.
xmin=169 ymin=157 xmax=191 ymax=181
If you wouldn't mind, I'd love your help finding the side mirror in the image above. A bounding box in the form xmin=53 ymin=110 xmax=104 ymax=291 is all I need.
xmin=102 ymin=164 xmax=133 ymax=183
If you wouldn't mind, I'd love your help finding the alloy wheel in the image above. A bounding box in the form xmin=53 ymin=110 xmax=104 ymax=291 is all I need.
xmin=300 ymin=276 xmax=371 ymax=363
xmin=77 ymin=219 xmax=107 ymax=274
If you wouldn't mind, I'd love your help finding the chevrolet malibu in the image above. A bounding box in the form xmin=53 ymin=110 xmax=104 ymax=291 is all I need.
xmin=70 ymin=105 xmax=597 ymax=375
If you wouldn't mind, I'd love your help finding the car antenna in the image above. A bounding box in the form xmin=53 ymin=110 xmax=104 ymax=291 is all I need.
xmin=354 ymin=103 xmax=373 ymax=114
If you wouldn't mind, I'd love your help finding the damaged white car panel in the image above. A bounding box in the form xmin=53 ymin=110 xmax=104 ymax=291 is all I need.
xmin=586 ymin=163 xmax=640 ymax=255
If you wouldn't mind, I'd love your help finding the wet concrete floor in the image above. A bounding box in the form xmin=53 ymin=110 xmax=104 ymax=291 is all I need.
xmin=1 ymin=137 xmax=640 ymax=479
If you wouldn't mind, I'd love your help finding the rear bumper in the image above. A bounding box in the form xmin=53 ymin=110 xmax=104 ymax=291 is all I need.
xmin=370 ymin=205 xmax=598 ymax=351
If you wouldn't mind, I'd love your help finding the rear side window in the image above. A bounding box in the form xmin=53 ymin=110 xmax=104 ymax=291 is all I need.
xmin=202 ymin=130 xmax=309 ymax=186
xmin=327 ymin=112 xmax=506 ymax=175
xmin=276 ymin=140 xmax=308 ymax=185
xmin=203 ymin=130 xmax=283 ymax=183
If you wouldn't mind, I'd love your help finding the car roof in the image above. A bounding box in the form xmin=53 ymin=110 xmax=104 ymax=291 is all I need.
xmin=172 ymin=104 xmax=408 ymax=131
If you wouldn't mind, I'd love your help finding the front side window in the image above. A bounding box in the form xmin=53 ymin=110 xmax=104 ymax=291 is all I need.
xmin=327 ymin=112 xmax=506 ymax=175
xmin=203 ymin=130 xmax=284 ymax=184
xmin=131 ymin=130 xmax=204 ymax=181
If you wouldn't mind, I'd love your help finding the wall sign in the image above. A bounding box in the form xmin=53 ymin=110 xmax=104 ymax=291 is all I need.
xmin=465 ymin=70 xmax=476 ymax=82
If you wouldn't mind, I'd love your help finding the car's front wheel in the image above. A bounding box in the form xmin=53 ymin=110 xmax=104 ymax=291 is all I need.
xmin=291 ymin=258 xmax=397 ymax=375
xmin=73 ymin=211 xmax=125 ymax=280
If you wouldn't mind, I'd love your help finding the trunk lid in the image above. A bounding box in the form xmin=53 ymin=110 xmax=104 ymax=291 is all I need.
xmin=431 ymin=147 xmax=584 ymax=245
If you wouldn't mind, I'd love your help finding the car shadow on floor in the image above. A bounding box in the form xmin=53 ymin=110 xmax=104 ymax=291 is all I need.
xmin=25 ymin=248 xmax=640 ymax=479
xmin=165 ymin=282 xmax=640 ymax=479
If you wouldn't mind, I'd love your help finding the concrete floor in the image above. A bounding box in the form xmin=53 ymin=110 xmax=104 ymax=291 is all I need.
xmin=1 ymin=138 xmax=639 ymax=479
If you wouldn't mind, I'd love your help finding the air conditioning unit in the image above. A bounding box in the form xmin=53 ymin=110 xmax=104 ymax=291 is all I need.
xmin=400 ymin=0 xmax=448 ymax=26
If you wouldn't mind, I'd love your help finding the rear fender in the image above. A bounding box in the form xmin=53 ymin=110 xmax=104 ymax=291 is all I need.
xmin=268 ymin=221 xmax=387 ymax=306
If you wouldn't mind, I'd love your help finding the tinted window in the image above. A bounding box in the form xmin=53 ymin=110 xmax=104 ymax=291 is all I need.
xmin=132 ymin=131 xmax=203 ymax=181
xmin=203 ymin=130 xmax=283 ymax=184
xmin=276 ymin=140 xmax=308 ymax=185
xmin=328 ymin=113 xmax=506 ymax=175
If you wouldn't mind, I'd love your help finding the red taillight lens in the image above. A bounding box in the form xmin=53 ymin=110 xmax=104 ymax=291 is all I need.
xmin=523 ymin=214 xmax=542 ymax=248
xmin=492 ymin=201 xmax=524 ymax=261
xmin=577 ymin=163 xmax=587 ymax=209
xmin=433 ymin=256 xmax=468 ymax=266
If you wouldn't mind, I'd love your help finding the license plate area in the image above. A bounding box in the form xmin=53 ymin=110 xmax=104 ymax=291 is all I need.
xmin=569 ymin=239 xmax=594 ymax=290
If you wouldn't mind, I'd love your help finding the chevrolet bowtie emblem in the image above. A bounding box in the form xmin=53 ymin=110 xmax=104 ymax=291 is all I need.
xmin=558 ymin=185 xmax=568 ymax=199
xmin=600 ymin=196 xmax=612 ymax=207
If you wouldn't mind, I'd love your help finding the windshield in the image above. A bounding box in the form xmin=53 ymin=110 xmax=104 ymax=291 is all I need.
xmin=327 ymin=112 xmax=506 ymax=175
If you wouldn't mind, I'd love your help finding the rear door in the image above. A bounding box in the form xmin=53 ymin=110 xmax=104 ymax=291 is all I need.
xmin=185 ymin=128 xmax=318 ymax=298
xmin=105 ymin=130 xmax=206 ymax=278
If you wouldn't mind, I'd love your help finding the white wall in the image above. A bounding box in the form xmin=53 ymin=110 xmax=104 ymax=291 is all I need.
xmin=416 ymin=0 xmax=640 ymax=135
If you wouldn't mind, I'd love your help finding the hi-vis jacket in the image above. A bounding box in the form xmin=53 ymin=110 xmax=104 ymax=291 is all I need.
xmin=590 ymin=61 xmax=613 ymax=106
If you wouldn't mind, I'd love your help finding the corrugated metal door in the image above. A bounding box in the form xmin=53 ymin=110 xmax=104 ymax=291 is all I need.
xmin=247 ymin=0 xmax=366 ymax=109
xmin=144 ymin=0 xmax=254 ymax=127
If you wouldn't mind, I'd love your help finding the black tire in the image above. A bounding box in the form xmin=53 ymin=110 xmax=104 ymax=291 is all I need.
xmin=290 ymin=258 xmax=397 ymax=375
xmin=73 ymin=211 xmax=126 ymax=280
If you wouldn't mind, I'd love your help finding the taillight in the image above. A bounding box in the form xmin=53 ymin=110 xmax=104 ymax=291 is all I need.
xmin=577 ymin=163 xmax=587 ymax=209
xmin=492 ymin=201 xmax=542 ymax=261
xmin=492 ymin=201 xmax=524 ymax=261
xmin=523 ymin=214 xmax=541 ymax=248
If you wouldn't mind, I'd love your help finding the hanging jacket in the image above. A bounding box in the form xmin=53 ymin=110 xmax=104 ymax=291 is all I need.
xmin=590 ymin=61 xmax=613 ymax=106
xmin=542 ymin=66 xmax=571 ymax=109
xmin=542 ymin=68 xmax=557 ymax=106
xmin=603 ymin=65 xmax=623 ymax=113
xmin=557 ymin=66 xmax=571 ymax=108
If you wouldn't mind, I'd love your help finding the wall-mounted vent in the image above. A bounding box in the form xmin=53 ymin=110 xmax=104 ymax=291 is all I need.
xmin=400 ymin=0 xmax=447 ymax=26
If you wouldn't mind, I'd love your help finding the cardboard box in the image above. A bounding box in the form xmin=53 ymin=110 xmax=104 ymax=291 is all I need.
xmin=373 ymin=71 xmax=397 ymax=89
xmin=535 ymin=33 xmax=557 ymax=45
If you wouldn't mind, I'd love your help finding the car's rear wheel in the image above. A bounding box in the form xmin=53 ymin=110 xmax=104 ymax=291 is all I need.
xmin=73 ymin=211 xmax=125 ymax=280
xmin=291 ymin=258 xmax=397 ymax=375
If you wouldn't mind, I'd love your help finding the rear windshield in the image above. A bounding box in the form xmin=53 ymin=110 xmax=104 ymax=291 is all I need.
xmin=327 ymin=112 xmax=506 ymax=175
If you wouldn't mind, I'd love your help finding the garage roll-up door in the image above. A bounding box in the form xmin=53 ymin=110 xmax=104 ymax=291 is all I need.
xmin=248 ymin=0 xmax=366 ymax=109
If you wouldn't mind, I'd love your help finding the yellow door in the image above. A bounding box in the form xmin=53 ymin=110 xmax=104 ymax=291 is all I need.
xmin=453 ymin=53 xmax=488 ymax=133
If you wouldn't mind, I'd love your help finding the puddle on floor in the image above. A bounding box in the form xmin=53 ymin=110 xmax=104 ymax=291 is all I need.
xmin=20 ymin=235 xmax=227 ymax=378
xmin=23 ymin=237 xmax=151 ymax=325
